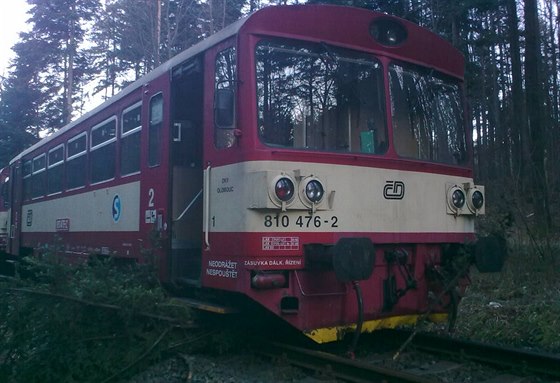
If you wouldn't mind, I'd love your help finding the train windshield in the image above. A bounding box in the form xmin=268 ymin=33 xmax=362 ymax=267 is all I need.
xmin=256 ymin=40 xmax=388 ymax=154
xmin=389 ymin=63 xmax=467 ymax=165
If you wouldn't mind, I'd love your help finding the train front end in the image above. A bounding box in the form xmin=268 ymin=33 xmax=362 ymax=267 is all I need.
xmin=201 ymin=6 xmax=505 ymax=343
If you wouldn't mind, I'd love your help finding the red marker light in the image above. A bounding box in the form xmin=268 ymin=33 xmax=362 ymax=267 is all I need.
xmin=275 ymin=177 xmax=294 ymax=202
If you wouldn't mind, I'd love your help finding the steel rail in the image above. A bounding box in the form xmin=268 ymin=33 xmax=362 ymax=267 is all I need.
xmin=259 ymin=342 xmax=435 ymax=383
xmin=402 ymin=330 xmax=560 ymax=378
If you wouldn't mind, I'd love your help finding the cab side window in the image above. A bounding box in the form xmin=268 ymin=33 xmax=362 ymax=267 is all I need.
xmin=214 ymin=47 xmax=236 ymax=149
xmin=149 ymin=93 xmax=163 ymax=166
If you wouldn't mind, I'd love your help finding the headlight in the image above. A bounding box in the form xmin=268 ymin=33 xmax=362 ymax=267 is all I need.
xmin=274 ymin=177 xmax=294 ymax=202
xmin=471 ymin=190 xmax=484 ymax=209
xmin=300 ymin=177 xmax=326 ymax=207
xmin=451 ymin=188 xmax=466 ymax=209
xmin=447 ymin=185 xmax=466 ymax=213
xmin=305 ymin=179 xmax=324 ymax=203
xmin=466 ymin=186 xmax=485 ymax=213
xmin=370 ymin=19 xmax=407 ymax=46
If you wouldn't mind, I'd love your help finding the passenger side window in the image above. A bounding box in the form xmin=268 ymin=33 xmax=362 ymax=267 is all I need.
xmin=121 ymin=103 xmax=142 ymax=176
xmin=32 ymin=154 xmax=46 ymax=199
xmin=91 ymin=118 xmax=117 ymax=184
xmin=67 ymin=133 xmax=87 ymax=189
xmin=48 ymin=145 xmax=64 ymax=194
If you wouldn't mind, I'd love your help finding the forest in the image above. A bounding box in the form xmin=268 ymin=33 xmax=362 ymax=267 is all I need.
xmin=0 ymin=0 xmax=558 ymax=239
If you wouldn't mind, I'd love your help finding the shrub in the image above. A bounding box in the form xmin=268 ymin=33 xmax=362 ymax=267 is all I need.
xmin=455 ymin=241 xmax=560 ymax=352
xmin=0 ymin=254 xmax=195 ymax=383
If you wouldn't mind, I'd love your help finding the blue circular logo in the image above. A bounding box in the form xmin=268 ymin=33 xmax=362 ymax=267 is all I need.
xmin=112 ymin=195 xmax=122 ymax=222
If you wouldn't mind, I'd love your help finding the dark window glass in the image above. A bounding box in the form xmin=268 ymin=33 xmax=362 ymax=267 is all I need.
xmin=121 ymin=104 xmax=141 ymax=176
xmin=91 ymin=143 xmax=116 ymax=183
xmin=1 ymin=176 xmax=9 ymax=208
xmin=23 ymin=160 xmax=32 ymax=200
xmin=256 ymin=40 xmax=387 ymax=154
xmin=215 ymin=47 xmax=236 ymax=148
xmin=215 ymin=47 xmax=236 ymax=89
xmin=149 ymin=94 xmax=163 ymax=166
xmin=32 ymin=154 xmax=46 ymax=198
xmin=67 ymin=133 xmax=87 ymax=189
xmin=67 ymin=156 xmax=87 ymax=189
xmin=123 ymin=105 xmax=141 ymax=133
xmin=389 ymin=63 xmax=466 ymax=165
xmin=48 ymin=146 xmax=64 ymax=166
xmin=22 ymin=160 xmax=32 ymax=177
xmin=91 ymin=119 xmax=116 ymax=183
xmin=33 ymin=155 xmax=46 ymax=171
xmin=68 ymin=133 xmax=86 ymax=157
xmin=91 ymin=119 xmax=116 ymax=147
xmin=48 ymin=145 xmax=64 ymax=194
xmin=48 ymin=165 xmax=64 ymax=195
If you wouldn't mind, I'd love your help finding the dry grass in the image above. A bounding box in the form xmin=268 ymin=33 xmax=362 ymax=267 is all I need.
xmin=455 ymin=240 xmax=560 ymax=352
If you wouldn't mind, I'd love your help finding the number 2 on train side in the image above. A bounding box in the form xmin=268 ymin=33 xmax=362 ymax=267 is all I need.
xmin=148 ymin=188 xmax=155 ymax=207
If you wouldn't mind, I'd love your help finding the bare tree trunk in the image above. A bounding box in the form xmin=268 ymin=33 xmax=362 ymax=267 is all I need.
xmin=64 ymin=1 xmax=76 ymax=125
xmin=155 ymin=0 xmax=161 ymax=66
xmin=506 ymin=0 xmax=528 ymax=188
xmin=524 ymin=0 xmax=552 ymax=232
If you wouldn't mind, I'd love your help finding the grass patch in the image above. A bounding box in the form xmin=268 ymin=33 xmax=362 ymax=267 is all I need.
xmin=455 ymin=241 xmax=560 ymax=352
xmin=0 ymin=254 xmax=200 ymax=383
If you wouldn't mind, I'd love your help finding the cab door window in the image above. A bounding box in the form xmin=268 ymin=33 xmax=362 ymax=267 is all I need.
xmin=149 ymin=93 xmax=163 ymax=166
xmin=214 ymin=47 xmax=236 ymax=148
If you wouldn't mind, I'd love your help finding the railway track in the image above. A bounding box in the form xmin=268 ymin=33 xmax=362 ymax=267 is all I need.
xmin=260 ymin=342 xmax=435 ymax=383
xmin=403 ymin=330 xmax=560 ymax=379
xmin=257 ymin=331 xmax=560 ymax=382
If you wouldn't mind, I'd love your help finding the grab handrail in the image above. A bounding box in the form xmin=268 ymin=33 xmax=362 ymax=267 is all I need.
xmin=203 ymin=165 xmax=211 ymax=249
xmin=173 ymin=189 xmax=203 ymax=222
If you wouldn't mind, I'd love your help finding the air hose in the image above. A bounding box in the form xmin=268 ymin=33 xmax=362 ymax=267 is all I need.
xmin=348 ymin=280 xmax=363 ymax=358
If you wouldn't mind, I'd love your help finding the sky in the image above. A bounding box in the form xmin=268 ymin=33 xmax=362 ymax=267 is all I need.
xmin=0 ymin=0 xmax=31 ymax=77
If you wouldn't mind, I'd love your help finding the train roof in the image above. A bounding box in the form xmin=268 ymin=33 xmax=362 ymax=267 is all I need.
xmin=11 ymin=5 xmax=462 ymax=165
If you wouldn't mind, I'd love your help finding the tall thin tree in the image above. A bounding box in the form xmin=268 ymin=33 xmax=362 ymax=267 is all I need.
xmin=524 ymin=0 xmax=552 ymax=231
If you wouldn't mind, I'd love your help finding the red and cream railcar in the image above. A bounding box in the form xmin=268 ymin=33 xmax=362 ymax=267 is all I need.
xmin=4 ymin=5 xmax=504 ymax=343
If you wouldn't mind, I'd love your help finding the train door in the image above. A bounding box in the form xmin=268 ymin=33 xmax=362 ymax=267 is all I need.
xmin=7 ymin=163 xmax=22 ymax=255
xmin=0 ymin=168 xmax=10 ymax=252
xmin=140 ymin=75 xmax=172 ymax=280
xmin=169 ymin=56 xmax=204 ymax=284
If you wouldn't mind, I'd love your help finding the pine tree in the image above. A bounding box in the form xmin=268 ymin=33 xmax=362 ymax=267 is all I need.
xmin=25 ymin=0 xmax=101 ymax=127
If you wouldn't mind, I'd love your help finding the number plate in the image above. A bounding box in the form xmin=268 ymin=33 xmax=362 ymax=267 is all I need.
xmin=263 ymin=214 xmax=339 ymax=229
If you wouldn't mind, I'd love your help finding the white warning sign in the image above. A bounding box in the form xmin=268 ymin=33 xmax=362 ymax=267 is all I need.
xmin=262 ymin=236 xmax=299 ymax=251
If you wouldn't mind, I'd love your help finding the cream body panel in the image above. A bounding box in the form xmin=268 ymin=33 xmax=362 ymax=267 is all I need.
xmin=208 ymin=161 xmax=474 ymax=234
xmin=22 ymin=181 xmax=140 ymax=233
